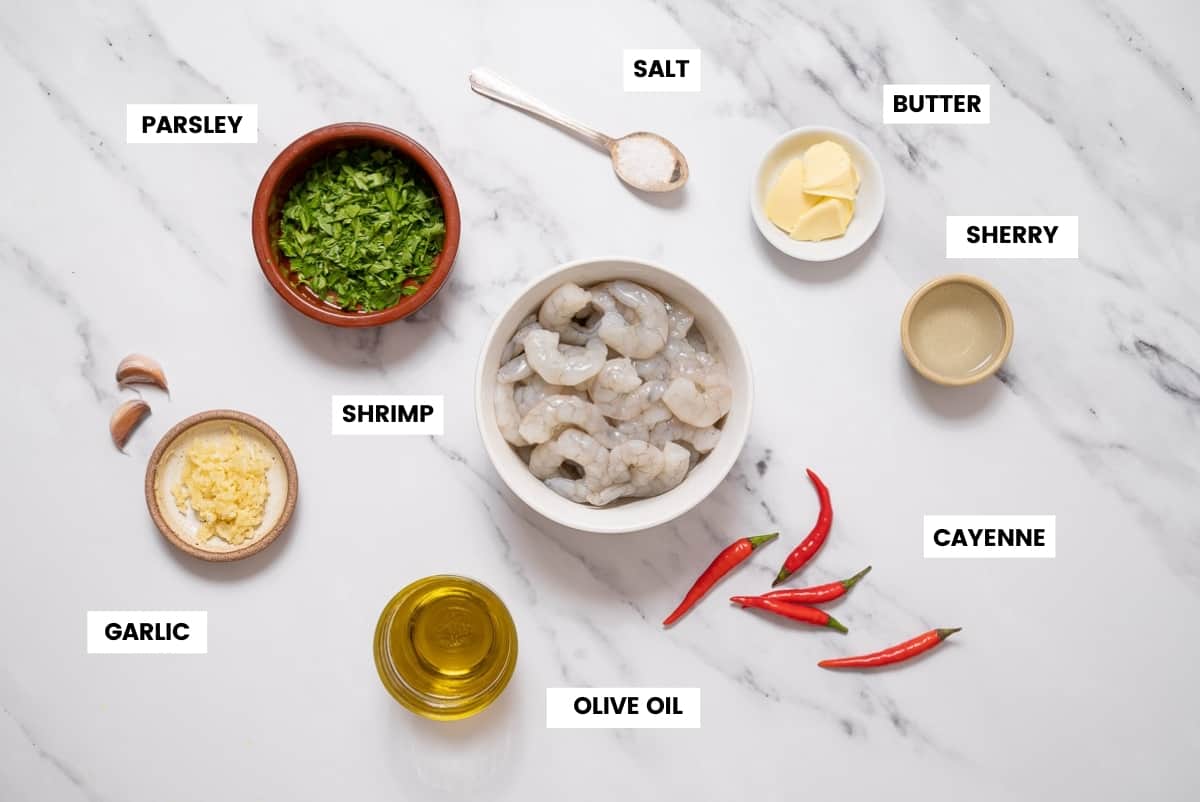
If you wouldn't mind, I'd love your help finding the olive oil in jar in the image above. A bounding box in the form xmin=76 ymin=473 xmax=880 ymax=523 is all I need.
xmin=374 ymin=575 xmax=517 ymax=720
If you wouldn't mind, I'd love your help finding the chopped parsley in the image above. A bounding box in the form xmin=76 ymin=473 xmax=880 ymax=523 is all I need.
xmin=277 ymin=147 xmax=446 ymax=312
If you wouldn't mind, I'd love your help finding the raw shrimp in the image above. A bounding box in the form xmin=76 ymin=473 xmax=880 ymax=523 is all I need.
xmin=662 ymin=376 xmax=733 ymax=428
xmin=538 ymin=282 xmax=601 ymax=345
xmin=514 ymin=374 xmax=583 ymax=418
xmin=665 ymin=300 xmax=694 ymax=339
xmin=589 ymin=358 xmax=668 ymax=421
xmin=518 ymin=395 xmax=624 ymax=447
xmin=594 ymin=280 xmax=669 ymax=358
xmin=610 ymin=402 xmax=673 ymax=443
xmin=498 ymin=354 xmax=533 ymax=383
xmin=663 ymin=335 xmax=721 ymax=383
xmin=632 ymin=442 xmax=690 ymax=497
xmin=650 ymin=419 xmax=722 ymax=453
xmin=632 ymin=354 xmax=669 ymax=382
xmin=523 ymin=330 xmax=607 ymax=386
xmin=607 ymin=440 xmax=666 ymax=487
xmin=494 ymin=380 xmax=528 ymax=446
xmin=533 ymin=429 xmax=619 ymax=505
xmin=528 ymin=428 xmax=609 ymax=480
xmin=500 ymin=314 xmax=541 ymax=363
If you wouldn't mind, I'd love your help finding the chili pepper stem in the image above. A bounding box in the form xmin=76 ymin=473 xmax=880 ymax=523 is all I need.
xmin=841 ymin=565 xmax=872 ymax=590
xmin=748 ymin=532 xmax=780 ymax=549
xmin=936 ymin=627 xmax=962 ymax=640
xmin=825 ymin=614 xmax=848 ymax=634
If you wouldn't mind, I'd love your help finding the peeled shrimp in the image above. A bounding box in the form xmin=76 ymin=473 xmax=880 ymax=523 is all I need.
xmin=662 ymin=376 xmax=733 ymax=428
xmin=650 ymin=419 xmax=721 ymax=453
xmin=494 ymin=380 xmax=528 ymax=446
xmin=518 ymin=395 xmax=624 ymax=447
xmin=632 ymin=442 xmax=689 ymax=497
xmin=501 ymin=315 xmax=541 ymax=363
xmin=523 ymin=330 xmax=607 ymax=386
xmin=594 ymin=281 xmax=669 ymax=359
xmin=498 ymin=354 xmax=533 ymax=384
xmin=538 ymin=282 xmax=601 ymax=345
xmin=665 ymin=300 xmax=694 ymax=340
xmin=633 ymin=354 xmax=669 ymax=382
xmin=532 ymin=430 xmax=616 ymax=506
xmin=514 ymin=374 xmax=583 ymax=418
xmin=589 ymin=358 xmax=667 ymax=421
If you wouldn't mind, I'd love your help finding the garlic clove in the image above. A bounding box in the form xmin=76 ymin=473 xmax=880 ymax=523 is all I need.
xmin=116 ymin=354 xmax=168 ymax=392
xmin=110 ymin=399 xmax=151 ymax=451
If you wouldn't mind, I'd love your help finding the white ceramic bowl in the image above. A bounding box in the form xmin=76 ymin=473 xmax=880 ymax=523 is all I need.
xmin=750 ymin=126 xmax=885 ymax=262
xmin=475 ymin=257 xmax=753 ymax=533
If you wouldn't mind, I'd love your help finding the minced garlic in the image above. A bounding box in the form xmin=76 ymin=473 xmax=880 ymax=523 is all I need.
xmin=172 ymin=426 xmax=271 ymax=545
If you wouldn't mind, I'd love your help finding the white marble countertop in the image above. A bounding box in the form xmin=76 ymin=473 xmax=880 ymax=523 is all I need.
xmin=2 ymin=1 xmax=1197 ymax=799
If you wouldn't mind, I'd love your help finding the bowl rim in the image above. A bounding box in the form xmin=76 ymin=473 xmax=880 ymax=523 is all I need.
xmin=749 ymin=124 xmax=885 ymax=262
xmin=144 ymin=409 xmax=299 ymax=562
xmin=473 ymin=255 xmax=754 ymax=533
xmin=251 ymin=122 xmax=461 ymax=328
xmin=900 ymin=273 xmax=1014 ymax=386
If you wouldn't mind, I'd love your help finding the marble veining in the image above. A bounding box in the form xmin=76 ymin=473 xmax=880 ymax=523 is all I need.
xmin=0 ymin=1 xmax=1197 ymax=800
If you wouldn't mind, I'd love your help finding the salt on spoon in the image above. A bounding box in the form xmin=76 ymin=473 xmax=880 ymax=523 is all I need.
xmin=469 ymin=68 xmax=688 ymax=192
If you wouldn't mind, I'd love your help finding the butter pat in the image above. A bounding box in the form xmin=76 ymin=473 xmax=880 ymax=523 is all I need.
xmin=789 ymin=197 xmax=855 ymax=241
xmin=801 ymin=141 xmax=859 ymax=199
xmin=764 ymin=139 xmax=860 ymax=241
xmin=764 ymin=159 xmax=818 ymax=231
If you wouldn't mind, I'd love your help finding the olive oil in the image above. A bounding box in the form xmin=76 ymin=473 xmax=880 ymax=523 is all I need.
xmin=374 ymin=576 xmax=517 ymax=720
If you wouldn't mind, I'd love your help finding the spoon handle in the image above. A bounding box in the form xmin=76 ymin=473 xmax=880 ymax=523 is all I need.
xmin=469 ymin=68 xmax=613 ymax=150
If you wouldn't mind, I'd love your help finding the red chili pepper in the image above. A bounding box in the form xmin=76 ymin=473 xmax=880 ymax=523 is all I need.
xmin=773 ymin=468 xmax=833 ymax=586
xmin=662 ymin=532 xmax=778 ymax=627
xmin=818 ymin=628 xmax=961 ymax=669
xmin=750 ymin=565 xmax=871 ymax=605
xmin=731 ymin=596 xmax=847 ymax=633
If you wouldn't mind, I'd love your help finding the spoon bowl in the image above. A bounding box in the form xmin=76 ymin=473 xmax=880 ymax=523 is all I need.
xmin=469 ymin=68 xmax=689 ymax=193
xmin=610 ymin=132 xmax=689 ymax=192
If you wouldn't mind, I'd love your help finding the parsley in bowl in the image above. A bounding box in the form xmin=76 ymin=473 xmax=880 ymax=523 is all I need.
xmin=252 ymin=123 xmax=461 ymax=327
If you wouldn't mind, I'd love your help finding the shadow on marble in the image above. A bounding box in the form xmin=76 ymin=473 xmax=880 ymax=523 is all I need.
xmin=903 ymin=351 xmax=1001 ymax=418
xmin=270 ymin=289 xmax=451 ymax=368
xmin=619 ymin=180 xmax=688 ymax=210
xmin=749 ymin=213 xmax=879 ymax=284
xmin=148 ymin=493 xmax=300 ymax=581
xmin=386 ymin=675 xmax=520 ymax=799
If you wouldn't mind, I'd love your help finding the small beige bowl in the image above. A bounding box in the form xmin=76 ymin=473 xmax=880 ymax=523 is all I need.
xmin=145 ymin=410 xmax=298 ymax=561
xmin=901 ymin=274 xmax=1013 ymax=386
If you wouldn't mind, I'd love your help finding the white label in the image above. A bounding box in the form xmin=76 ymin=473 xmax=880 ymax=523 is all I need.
xmin=946 ymin=215 xmax=1078 ymax=258
xmin=924 ymin=515 xmax=1056 ymax=559
xmin=546 ymin=688 xmax=700 ymax=728
xmin=87 ymin=611 xmax=208 ymax=654
xmin=883 ymin=84 xmax=990 ymax=123
xmin=126 ymin=104 xmax=258 ymax=143
xmin=623 ymin=50 xmax=701 ymax=92
xmin=331 ymin=395 xmax=444 ymax=435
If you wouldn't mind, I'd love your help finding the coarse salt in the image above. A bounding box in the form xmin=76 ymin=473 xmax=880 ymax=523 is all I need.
xmin=614 ymin=136 xmax=678 ymax=187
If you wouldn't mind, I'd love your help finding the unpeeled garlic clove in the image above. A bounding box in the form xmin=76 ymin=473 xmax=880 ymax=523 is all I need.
xmin=116 ymin=354 xmax=168 ymax=392
xmin=110 ymin=399 xmax=151 ymax=451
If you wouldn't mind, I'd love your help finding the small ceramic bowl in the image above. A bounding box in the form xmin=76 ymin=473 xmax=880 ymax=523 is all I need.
xmin=750 ymin=126 xmax=885 ymax=262
xmin=901 ymin=274 xmax=1014 ymax=386
xmin=252 ymin=123 xmax=461 ymax=327
xmin=475 ymin=257 xmax=753 ymax=534
xmin=145 ymin=410 xmax=298 ymax=561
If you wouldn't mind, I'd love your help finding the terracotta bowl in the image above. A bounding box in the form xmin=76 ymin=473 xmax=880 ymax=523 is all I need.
xmin=145 ymin=410 xmax=298 ymax=562
xmin=252 ymin=123 xmax=461 ymax=327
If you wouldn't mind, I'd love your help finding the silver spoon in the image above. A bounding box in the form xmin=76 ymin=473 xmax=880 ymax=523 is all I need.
xmin=469 ymin=68 xmax=689 ymax=193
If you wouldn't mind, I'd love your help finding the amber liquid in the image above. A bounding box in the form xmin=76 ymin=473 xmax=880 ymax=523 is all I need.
xmin=375 ymin=576 xmax=517 ymax=720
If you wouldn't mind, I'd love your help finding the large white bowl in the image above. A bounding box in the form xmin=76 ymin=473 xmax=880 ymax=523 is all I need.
xmin=474 ymin=257 xmax=753 ymax=533
xmin=750 ymin=126 xmax=885 ymax=262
